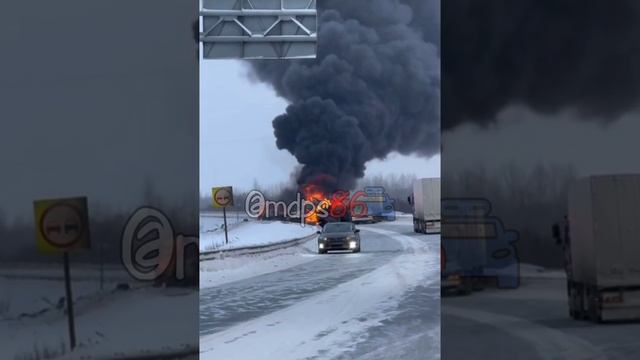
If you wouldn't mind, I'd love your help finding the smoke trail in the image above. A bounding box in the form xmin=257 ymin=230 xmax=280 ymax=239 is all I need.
xmin=443 ymin=0 xmax=640 ymax=130
xmin=248 ymin=0 xmax=440 ymax=191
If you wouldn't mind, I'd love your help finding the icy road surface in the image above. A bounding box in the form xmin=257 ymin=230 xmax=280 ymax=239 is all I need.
xmin=200 ymin=218 xmax=440 ymax=360
xmin=442 ymin=269 xmax=640 ymax=360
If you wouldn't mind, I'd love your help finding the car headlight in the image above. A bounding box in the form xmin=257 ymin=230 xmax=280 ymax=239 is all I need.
xmin=349 ymin=241 xmax=357 ymax=249
xmin=319 ymin=243 xmax=325 ymax=249
xmin=347 ymin=235 xmax=356 ymax=240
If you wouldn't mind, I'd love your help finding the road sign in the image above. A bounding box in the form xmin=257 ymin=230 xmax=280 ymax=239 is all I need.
xmin=201 ymin=0 xmax=317 ymax=59
xmin=33 ymin=196 xmax=89 ymax=351
xmin=212 ymin=186 xmax=233 ymax=245
xmin=212 ymin=187 xmax=234 ymax=208
xmin=34 ymin=197 xmax=90 ymax=253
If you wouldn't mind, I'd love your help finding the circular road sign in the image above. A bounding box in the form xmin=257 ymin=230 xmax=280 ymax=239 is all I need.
xmin=40 ymin=204 xmax=85 ymax=248
xmin=214 ymin=187 xmax=233 ymax=207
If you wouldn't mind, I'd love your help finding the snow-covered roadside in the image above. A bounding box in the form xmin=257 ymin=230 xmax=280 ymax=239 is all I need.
xmin=200 ymin=239 xmax=318 ymax=289
xmin=519 ymin=263 xmax=566 ymax=279
xmin=0 ymin=277 xmax=125 ymax=320
xmin=200 ymin=228 xmax=437 ymax=360
xmin=1 ymin=285 xmax=198 ymax=360
xmin=200 ymin=220 xmax=318 ymax=252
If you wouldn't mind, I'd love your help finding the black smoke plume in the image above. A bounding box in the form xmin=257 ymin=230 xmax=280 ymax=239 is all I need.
xmin=443 ymin=0 xmax=640 ymax=130
xmin=249 ymin=0 xmax=440 ymax=191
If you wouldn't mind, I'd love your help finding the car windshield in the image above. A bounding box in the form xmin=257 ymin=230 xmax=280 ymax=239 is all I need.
xmin=323 ymin=223 xmax=353 ymax=233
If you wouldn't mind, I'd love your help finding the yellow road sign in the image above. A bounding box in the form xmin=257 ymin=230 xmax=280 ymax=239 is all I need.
xmin=212 ymin=187 xmax=234 ymax=208
xmin=34 ymin=197 xmax=90 ymax=253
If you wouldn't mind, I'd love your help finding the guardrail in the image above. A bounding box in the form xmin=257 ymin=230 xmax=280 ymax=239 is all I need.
xmin=200 ymin=234 xmax=316 ymax=261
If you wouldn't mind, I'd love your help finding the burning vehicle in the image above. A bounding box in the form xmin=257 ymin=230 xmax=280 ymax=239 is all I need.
xmin=301 ymin=181 xmax=353 ymax=227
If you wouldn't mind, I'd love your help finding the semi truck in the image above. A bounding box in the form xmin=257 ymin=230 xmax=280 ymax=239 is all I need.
xmin=410 ymin=178 xmax=441 ymax=234
xmin=553 ymin=174 xmax=640 ymax=322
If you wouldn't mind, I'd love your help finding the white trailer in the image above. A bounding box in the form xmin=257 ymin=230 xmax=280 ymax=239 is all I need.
xmin=411 ymin=178 xmax=441 ymax=234
xmin=559 ymin=174 xmax=640 ymax=322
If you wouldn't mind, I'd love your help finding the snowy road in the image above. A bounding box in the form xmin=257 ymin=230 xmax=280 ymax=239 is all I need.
xmin=442 ymin=271 xmax=640 ymax=360
xmin=199 ymin=218 xmax=440 ymax=360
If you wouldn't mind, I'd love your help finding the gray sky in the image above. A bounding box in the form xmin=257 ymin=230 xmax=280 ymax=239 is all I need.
xmin=200 ymin=60 xmax=440 ymax=195
xmin=0 ymin=1 xmax=198 ymax=221
xmin=443 ymin=106 xmax=640 ymax=177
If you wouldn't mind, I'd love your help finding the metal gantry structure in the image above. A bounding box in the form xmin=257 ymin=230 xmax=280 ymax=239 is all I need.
xmin=201 ymin=0 xmax=317 ymax=59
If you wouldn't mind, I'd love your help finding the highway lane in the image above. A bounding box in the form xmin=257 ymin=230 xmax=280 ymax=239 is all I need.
xmin=442 ymin=272 xmax=640 ymax=360
xmin=200 ymin=218 xmax=440 ymax=360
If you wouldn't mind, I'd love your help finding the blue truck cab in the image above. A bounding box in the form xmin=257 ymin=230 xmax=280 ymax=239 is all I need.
xmin=441 ymin=198 xmax=520 ymax=291
xmin=351 ymin=186 xmax=396 ymax=222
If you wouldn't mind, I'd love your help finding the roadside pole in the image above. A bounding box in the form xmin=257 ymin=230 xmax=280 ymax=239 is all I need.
xmin=34 ymin=196 xmax=90 ymax=353
xmin=99 ymin=236 xmax=104 ymax=291
xmin=63 ymin=251 xmax=77 ymax=349
xmin=212 ymin=186 xmax=234 ymax=245
xmin=223 ymin=206 xmax=229 ymax=245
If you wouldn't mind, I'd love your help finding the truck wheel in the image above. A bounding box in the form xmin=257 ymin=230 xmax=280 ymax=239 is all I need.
xmin=458 ymin=278 xmax=473 ymax=295
xmin=580 ymin=286 xmax=589 ymax=320
xmin=586 ymin=287 xmax=603 ymax=323
xmin=569 ymin=282 xmax=585 ymax=320
xmin=569 ymin=309 xmax=579 ymax=319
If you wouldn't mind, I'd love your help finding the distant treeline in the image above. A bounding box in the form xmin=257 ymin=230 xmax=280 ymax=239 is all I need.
xmin=444 ymin=162 xmax=577 ymax=268
xmin=0 ymin=183 xmax=198 ymax=263
xmin=199 ymin=174 xmax=422 ymax=214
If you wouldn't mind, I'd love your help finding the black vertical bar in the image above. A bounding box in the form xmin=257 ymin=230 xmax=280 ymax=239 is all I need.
xmin=63 ymin=251 xmax=77 ymax=350
xmin=99 ymin=236 xmax=104 ymax=291
xmin=223 ymin=206 xmax=229 ymax=244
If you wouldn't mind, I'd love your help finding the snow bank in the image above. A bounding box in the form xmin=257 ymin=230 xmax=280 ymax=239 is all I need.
xmin=519 ymin=263 xmax=566 ymax=279
xmin=200 ymin=220 xmax=318 ymax=253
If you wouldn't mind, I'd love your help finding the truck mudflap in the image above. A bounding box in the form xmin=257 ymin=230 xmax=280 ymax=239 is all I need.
xmin=425 ymin=220 xmax=441 ymax=234
xmin=569 ymin=282 xmax=640 ymax=322
xmin=600 ymin=289 xmax=640 ymax=322
xmin=413 ymin=218 xmax=441 ymax=234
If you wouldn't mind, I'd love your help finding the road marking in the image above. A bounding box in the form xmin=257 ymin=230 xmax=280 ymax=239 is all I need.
xmin=443 ymin=305 xmax=607 ymax=360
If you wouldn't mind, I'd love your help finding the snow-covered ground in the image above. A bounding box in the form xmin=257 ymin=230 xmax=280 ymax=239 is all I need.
xmin=200 ymin=211 xmax=249 ymax=232
xmin=395 ymin=211 xmax=414 ymax=218
xmin=1 ymin=265 xmax=198 ymax=359
xmin=442 ymin=264 xmax=640 ymax=359
xmin=199 ymin=219 xmax=318 ymax=252
xmin=200 ymin=219 xmax=439 ymax=359
xmin=200 ymin=239 xmax=319 ymax=289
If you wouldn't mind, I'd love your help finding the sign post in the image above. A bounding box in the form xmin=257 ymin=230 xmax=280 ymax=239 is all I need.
xmin=34 ymin=196 xmax=90 ymax=351
xmin=212 ymin=187 xmax=234 ymax=245
xmin=63 ymin=251 xmax=76 ymax=349
xmin=222 ymin=207 xmax=229 ymax=245
xmin=99 ymin=238 xmax=104 ymax=291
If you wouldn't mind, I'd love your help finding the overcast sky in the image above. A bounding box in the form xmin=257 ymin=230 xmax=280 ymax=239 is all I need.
xmin=443 ymin=106 xmax=640 ymax=178
xmin=200 ymin=60 xmax=440 ymax=195
xmin=0 ymin=1 xmax=198 ymax=222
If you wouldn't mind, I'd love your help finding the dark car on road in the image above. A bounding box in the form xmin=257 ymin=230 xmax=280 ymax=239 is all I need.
xmin=317 ymin=222 xmax=361 ymax=254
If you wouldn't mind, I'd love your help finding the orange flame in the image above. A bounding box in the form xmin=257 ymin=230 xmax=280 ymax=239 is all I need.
xmin=302 ymin=184 xmax=331 ymax=224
